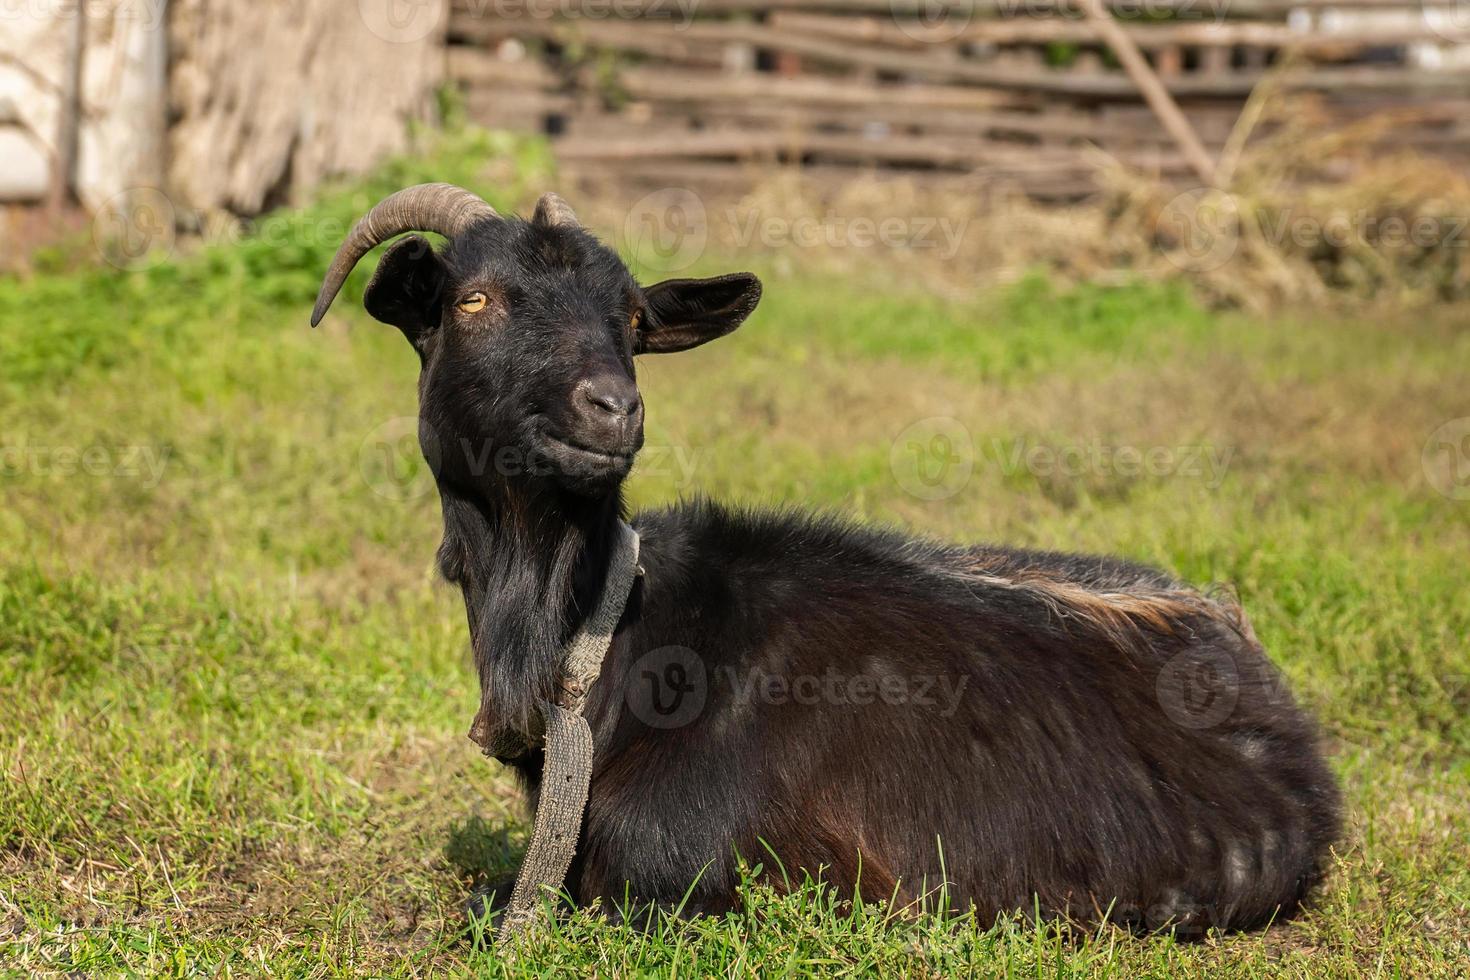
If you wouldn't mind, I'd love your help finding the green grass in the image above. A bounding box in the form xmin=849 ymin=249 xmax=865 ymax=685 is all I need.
xmin=2 ymin=132 xmax=1468 ymax=976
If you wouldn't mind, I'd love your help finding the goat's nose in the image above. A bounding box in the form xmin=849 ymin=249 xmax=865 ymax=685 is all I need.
xmin=579 ymin=375 xmax=641 ymax=419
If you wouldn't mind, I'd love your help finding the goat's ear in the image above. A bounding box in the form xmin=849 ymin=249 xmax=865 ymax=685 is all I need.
xmin=637 ymin=272 xmax=762 ymax=354
xmin=362 ymin=234 xmax=445 ymax=344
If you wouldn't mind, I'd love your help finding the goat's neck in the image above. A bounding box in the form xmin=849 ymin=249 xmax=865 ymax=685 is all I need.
xmin=437 ymin=480 xmax=624 ymax=744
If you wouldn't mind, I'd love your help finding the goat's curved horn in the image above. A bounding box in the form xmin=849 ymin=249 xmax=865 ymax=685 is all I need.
xmin=310 ymin=182 xmax=499 ymax=327
xmin=532 ymin=191 xmax=580 ymax=229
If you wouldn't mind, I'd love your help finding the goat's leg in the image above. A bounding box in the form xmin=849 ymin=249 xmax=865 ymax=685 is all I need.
xmin=463 ymin=873 xmax=517 ymax=944
xmin=464 ymin=871 xmax=594 ymax=944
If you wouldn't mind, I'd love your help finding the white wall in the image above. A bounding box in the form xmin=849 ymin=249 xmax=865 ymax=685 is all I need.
xmin=0 ymin=0 xmax=167 ymax=207
xmin=0 ymin=0 xmax=445 ymax=213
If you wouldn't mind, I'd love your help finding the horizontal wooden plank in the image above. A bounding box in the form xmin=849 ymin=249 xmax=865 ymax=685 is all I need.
xmin=615 ymin=66 xmax=1028 ymax=111
xmin=600 ymin=99 xmax=1241 ymax=149
xmin=462 ymin=89 xmax=578 ymax=130
xmin=553 ymin=127 xmax=1200 ymax=173
xmin=450 ymin=17 xmax=732 ymax=66
xmin=447 ymin=46 xmax=560 ymax=88
xmin=454 ymin=17 xmax=1272 ymax=95
xmin=451 ymin=98 xmax=1470 ymax=154
xmin=461 ymin=64 xmax=1468 ymax=147
xmin=450 ymin=0 xmax=1469 ymax=18
xmin=1305 ymin=65 xmax=1470 ymax=92
xmin=559 ymin=156 xmax=1105 ymax=198
xmin=766 ymin=10 xmax=1470 ymax=50
xmin=457 ymin=19 xmax=1470 ymax=96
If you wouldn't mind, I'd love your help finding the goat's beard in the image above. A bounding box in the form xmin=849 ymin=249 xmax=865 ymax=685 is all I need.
xmin=434 ymin=475 xmax=626 ymax=759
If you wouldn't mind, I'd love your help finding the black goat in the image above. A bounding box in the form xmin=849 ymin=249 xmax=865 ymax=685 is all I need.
xmin=311 ymin=184 xmax=1340 ymax=936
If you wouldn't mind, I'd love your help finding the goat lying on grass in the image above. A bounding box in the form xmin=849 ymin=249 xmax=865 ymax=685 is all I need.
xmin=311 ymin=184 xmax=1340 ymax=937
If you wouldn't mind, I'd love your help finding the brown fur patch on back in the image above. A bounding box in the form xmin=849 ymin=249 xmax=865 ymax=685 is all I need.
xmin=950 ymin=555 xmax=1253 ymax=653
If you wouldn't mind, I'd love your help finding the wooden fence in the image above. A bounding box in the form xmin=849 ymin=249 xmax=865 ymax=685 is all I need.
xmin=445 ymin=0 xmax=1470 ymax=198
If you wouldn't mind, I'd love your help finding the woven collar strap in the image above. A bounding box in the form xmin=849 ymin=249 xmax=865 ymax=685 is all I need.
xmin=497 ymin=520 xmax=641 ymax=946
xmin=554 ymin=520 xmax=642 ymax=717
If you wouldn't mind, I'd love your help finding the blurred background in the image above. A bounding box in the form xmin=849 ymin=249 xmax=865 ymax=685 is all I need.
xmin=4 ymin=0 xmax=1470 ymax=304
xmin=2 ymin=1 xmax=1468 ymax=975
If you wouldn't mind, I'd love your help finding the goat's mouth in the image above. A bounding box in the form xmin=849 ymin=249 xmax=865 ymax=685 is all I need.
xmin=531 ymin=424 xmax=638 ymax=487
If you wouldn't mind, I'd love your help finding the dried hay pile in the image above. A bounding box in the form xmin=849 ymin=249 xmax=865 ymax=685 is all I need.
xmin=635 ymin=96 xmax=1470 ymax=312
xmin=1106 ymin=100 xmax=1470 ymax=310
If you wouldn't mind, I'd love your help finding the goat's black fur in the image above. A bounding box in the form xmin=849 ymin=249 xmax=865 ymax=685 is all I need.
xmin=563 ymin=503 xmax=1339 ymax=934
xmin=322 ymin=193 xmax=1341 ymax=937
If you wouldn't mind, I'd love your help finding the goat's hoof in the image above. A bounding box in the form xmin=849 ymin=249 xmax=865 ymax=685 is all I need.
xmin=464 ymin=874 xmax=516 ymax=947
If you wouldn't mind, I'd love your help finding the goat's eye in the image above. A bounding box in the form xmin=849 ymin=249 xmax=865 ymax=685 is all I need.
xmin=629 ymin=309 xmax=643 ymax=332
xmin=457 ymin=292 xmax=488 ymax=314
